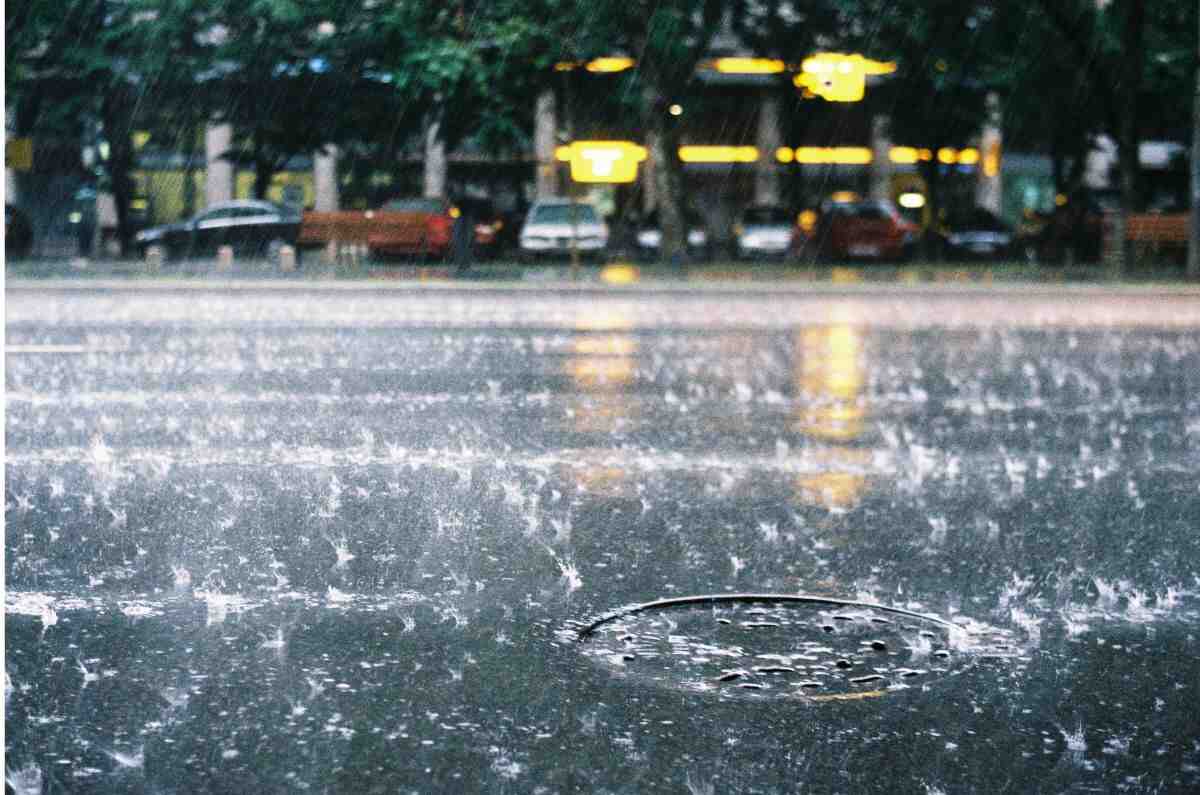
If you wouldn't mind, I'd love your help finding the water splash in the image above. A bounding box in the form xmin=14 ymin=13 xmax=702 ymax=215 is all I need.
xmin=5 ymin=763 xmax=43 ymax=795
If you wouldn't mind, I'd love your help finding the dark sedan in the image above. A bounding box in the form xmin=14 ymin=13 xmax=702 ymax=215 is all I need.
xmin=933 ymin=207 xmax=1015 ymax=260
xmin=135 ymin=200 xmax=301 ymax=260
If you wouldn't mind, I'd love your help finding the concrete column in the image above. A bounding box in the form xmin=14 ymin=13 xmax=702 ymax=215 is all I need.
xmin=870 ymin=115 xmax=893 ymax=201
xmin=534 ymin=89 xmax=559 ymax=198
xmin=976 ymin=92 xmax=1003 ymax=214
xmin=423 ymin=113 xmax=446 ymax=199
xmin=314 ymin=145 xmax=339 ymax=211
xmin=754 ymin=94 xmax=782 ymax=205
xmin=205 ymin=122 xmax=235 ymax=206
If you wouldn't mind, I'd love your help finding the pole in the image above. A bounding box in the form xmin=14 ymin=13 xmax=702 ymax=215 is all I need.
xmin=570 ymin=186 xmax=580 ymax=279
xmin=1189 ymin=5 xmax=1200 ymax=279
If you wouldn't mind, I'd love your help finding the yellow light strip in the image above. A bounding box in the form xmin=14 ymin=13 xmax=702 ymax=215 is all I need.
xmin=792 ymin=147 xmax=873 ymax=165
xmin=586 ymin=56 xmax=634 ymax=73
xmin=712 ymin=57 xmax=785 ymax=74
xmin=678 ymin=145 xmax=759 ymax=163
xmin=776 ymin=147 xmax=795 ymax=163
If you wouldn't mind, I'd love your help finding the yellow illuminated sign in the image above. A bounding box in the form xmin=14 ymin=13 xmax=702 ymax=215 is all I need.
xmin=678 ymin=146 xmax=758 ymax=163
xmin=558 ymin=140 xmax=647 ymax=183
xmin=712 ymin=58 xmax=785 ymax=74
xmin=586 ymin=57 xmax=634 ymax=73
xmin=792 ymin=147 xmax=873 ymax=165
xmin=794 ymin=53 xmax=896 ymax=102
xmin=6 ymin=137 xmax=33 ymax=171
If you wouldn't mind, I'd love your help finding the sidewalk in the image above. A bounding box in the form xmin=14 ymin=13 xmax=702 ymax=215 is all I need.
xmin=6 ymin=255 xmax=1199 ymax=293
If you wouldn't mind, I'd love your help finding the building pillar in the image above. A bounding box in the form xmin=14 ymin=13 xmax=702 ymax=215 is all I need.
xmin=205 ymin=122 xmax=235 ymax=206
xmin=534 ymin=89 xmax=559 ymax=198
xmin=423 ymin=112 xmax=446 ymax=199
xmin=976 ymin=92 xmax=1003 ymax=214
xmin=754 ymin=93 xmax=782 ymax=205
xmin=314 ymin=145 xmax=339 ymax=211
xmin=870 ymin=115 xmax=893 ymax=201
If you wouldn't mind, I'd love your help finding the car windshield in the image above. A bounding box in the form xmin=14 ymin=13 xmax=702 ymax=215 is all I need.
xmin=947 ymin=209 xmax=1008 ymax=231
xmin=530 ymin=204 xmax=599 ymax=224
xmin=382 ymin=198 xmax=447 ymax=213
xmin=741 ymin=207 xmax=792 ymax=225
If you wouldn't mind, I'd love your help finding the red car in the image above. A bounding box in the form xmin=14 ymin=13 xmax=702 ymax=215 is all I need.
xmin=367 ymin=197 xmax=461 ymax=259
xmin=798 ymin=199 xmax=919 ymax=262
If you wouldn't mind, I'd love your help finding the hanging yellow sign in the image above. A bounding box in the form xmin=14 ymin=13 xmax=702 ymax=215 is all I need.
xmin=556 ymin=140 xmax=647 ymax=183
xmin=794 ymin=53 xmax=896 ymax=102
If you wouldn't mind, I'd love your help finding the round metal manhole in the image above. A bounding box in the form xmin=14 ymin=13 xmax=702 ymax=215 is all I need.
xmin=567 ymin=594 xmax=1015 ymax=702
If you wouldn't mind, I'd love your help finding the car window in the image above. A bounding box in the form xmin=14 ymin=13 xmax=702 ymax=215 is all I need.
xmin=741 ymin=207 xmax=791 ymax=225
xmin=234 ymin=206 xmax=273 ymax=218
xmin=197 ymin=207 xmax=240 ymax=222
xmin=850 ymin=204 xmax=889 ymax=220
xmin=530 ymin=204 xmax=599 ymax=224
xmin=382 ymin=198 xmax=446 ymax=213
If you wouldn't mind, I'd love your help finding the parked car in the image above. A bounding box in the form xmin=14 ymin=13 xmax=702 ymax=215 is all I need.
xmin=366 ymin=197 xmax=463 ymax=260
xmin=518 ymin=199 xmax=609 ymax=260
xmin=6 ymin=203 xmax=34 ymax=259
xmin=734 ymin=205 xmax=795 ymax=259
xmin=933 ymin=207 xmax=1015 ymax=260
xmin=800 ymin=199 xmax=919 ymax=261
xmin=633 ymin=208 xmax=710 ymax=261
xmin=135 ymin=200 xmax=301 ymax=260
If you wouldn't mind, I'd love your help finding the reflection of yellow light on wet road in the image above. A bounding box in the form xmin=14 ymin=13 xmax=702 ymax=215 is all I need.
xmin=794 ymin=325 xmax=866 ymax=444
xmin=574 ymin=307 xmax=634 ymax=332
xmin=600 ymin=263 xmax=640 ymax=284
xmin=565 ymin=355 xmax=635 ymax=389
xmin=572 ymin=334 xmax=637 ymax=358
xmin=794 ymin=446 xmax=872 ymax=510
xmin=830 ymin=267 xmax=863 ymax=284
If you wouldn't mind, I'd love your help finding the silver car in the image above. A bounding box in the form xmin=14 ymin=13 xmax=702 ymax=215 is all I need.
xmin=734 ymin=205 xmax=795 ymax=260
xmin=518 ymin=199 xmax=609 ymax=260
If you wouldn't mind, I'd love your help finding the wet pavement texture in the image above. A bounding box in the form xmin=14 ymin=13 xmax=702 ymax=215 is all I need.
xmin=6 ymin=284 xmax=1200 ymax=793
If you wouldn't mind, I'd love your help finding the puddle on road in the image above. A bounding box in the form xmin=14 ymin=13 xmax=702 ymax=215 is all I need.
xmin=567 ymin=594 xmax=1018 ymax=702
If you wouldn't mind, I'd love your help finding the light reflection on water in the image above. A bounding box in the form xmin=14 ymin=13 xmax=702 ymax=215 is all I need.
xmin=6 ymin=291 xmax=1200 ymax=791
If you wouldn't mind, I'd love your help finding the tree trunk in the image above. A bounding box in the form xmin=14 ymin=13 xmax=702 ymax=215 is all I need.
xmin=252 ymin=130 xmax=275 ymax=200
xmin=1189 ymin=2 xmax=1200 ymax=279
xmin=423 ymin=107 xmax=447 ymax=200
xmin=101 ymin=92 xmax=135 ymax=257
xmin=643 ymin=83 xmax=685 ymax=265
xmin=1115 ymin=0 xmax=1146 ymax=275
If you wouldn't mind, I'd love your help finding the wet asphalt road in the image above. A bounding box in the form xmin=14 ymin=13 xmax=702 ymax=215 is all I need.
xmin=6 ymin=282 xmax=1200 ymax=793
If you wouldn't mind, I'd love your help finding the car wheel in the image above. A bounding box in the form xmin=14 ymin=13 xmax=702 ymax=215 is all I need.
xmin=264 ymin=238 xmax=287 ymax=260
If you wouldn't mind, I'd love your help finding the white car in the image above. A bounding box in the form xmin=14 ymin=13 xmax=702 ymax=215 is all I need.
xmin=734 ymin=205 xmax=795 ymax=259
xmin=519 ymin=200 xmax=609 ymax=259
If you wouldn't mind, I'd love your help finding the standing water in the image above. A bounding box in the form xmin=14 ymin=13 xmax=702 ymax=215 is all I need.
xmin=5 ymin=284 xmax=1200 ymax=792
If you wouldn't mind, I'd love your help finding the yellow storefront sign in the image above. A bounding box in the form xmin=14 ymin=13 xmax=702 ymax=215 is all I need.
xmin=556 ymin=141 xmax=647 ymax=183
xmin=794 ymin=53 xmax=896 ymax=102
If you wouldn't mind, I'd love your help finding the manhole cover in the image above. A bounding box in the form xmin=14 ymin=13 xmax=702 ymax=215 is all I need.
xmin=568 ymin=593 xmax=1013 ymax=701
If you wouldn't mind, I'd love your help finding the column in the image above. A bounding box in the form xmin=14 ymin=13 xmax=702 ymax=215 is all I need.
xmin=976 ymin=92 xmax=1003 ymax=214
xmin=314 ymin=145 xmax=339 ymax=211
xmin=205 ymin=122 xmax=235 ymax=206
xmin=870 ymin=115 xmax=893 ymax=201
xmin=754 ymin=93 xmax=782 ymax=205
xmin=534 ymin=89 xmax=559 ymax=198
xmin=423 ymin=112 xmax=446 ymax=199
